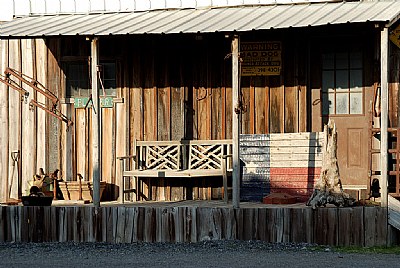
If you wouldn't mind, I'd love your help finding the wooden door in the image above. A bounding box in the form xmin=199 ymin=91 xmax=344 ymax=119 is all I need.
xmin=332 ymin=115 xmax=371 ymax=186
xmin=320 ymin=50 xmax=373 ymax=186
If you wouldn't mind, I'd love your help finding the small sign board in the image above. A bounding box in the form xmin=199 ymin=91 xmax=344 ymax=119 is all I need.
xmin=241 ymin=41 xmax=282 ymax=76
xmin=100 ymin=96 xmax=114 ymax=108
xmin=390 ymin=24 xmax=400 ymax=49
xmin=74 ymin=96 xmax=114 ymax=109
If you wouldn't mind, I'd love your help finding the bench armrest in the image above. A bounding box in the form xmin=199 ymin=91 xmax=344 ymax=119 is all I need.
xmin=118 ymin=154 xmax=137 ymax=204
xmin=118 ymin=154 xmax=137 ymax=173
xmin=117 ymin=155 xmax=136 ymax=160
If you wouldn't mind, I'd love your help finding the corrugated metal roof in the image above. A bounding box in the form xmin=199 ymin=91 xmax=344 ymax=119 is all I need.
xmin=1 ymin=1 xmax=400 ymax=37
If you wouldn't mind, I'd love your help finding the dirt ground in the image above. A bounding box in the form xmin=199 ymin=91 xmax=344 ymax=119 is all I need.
xmin=0 ymin=241 xmax=399 ymax=268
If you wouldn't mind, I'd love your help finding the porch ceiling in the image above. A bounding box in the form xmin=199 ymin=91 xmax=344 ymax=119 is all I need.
xmin=1 ymin=1 xmax=400 ymax=37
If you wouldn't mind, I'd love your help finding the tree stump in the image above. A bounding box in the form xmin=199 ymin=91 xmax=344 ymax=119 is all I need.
xmin=306 ymin=120 xmax=355 ymax=209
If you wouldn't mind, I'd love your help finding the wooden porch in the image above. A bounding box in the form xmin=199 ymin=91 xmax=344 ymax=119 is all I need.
xmin=0 ymin=200 xmax=392 ymax=247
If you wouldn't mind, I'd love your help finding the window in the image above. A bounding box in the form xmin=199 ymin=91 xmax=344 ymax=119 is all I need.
xmin=98 ymin=62 xmax=117 ymax=97
xmin=65 ymin=60 xmax=116 ymax=98
xmin=65 ymin=62 xmax=90 ymax=98
xmin=321 ymin=51 xmax=363 ymax=115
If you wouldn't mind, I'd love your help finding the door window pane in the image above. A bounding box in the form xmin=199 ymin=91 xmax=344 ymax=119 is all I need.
xmin=328 ymin=93 xmax=335 ymax=114
xmin=322 ymin=71 xmax=334 ymax=93
xmin=350 ymin=69 xmax=362 ymax=92
xmin=350 ymin=93 xmax=363 ymax=114
xmin=336 ymin=52 xmax=348 ymax=69
xmin=322 ymin=53 xmax=334 ymax=69
xmin=336 ymin=93 xmax=349 ymax=114
xmin=322 ymin=50 xmax=363 ymax=115
xmin=350 ymin=52 xmax=362 ymax=69
xmin=336 ymin=70 xmax=348 ymax=92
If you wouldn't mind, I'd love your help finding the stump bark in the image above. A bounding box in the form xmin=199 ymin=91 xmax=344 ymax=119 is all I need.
xmin=306 ymin=120 xmax=355 ymax=209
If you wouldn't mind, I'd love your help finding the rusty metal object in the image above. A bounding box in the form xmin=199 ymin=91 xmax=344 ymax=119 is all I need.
xmin=50 ymin=169 xmax=60 ymax=200
xmin=30 ymin=99 xmax=73 ymax=128
xmin=0 ymin=73 xmax=29 ymax=102
xmin=77 ymin=174 xmax=83 ymax=201
xmin=5 ymin=67 xmax=58 ymax=106
xmin=0 ymin=67 xmax=73 ymax=129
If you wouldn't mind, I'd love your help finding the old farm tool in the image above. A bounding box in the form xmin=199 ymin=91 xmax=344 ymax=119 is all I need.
xmin=22 ymin=169 xmax=60 ymax=206
xmin=8 ymin=150 xmax=20 ymax=199
xmin=0 ymin=67 xmax=73 ymax=129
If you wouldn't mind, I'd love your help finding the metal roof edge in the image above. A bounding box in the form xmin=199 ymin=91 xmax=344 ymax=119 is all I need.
xmin=12 ymin=1 xmax=343 ymax=19
xmin=387 ymin=13 xmax=400 ymax=28
xmin=2 ymin=1 xmax=400 ymax=38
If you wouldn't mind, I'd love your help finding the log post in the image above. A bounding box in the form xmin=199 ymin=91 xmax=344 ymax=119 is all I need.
xmin=307 ymin=120 xmax=355 ymax=209
xmin=380 ymin=27 xmax=389 ymax=208
xmin=91 ymin=37 xmax=101 ymax=208
xmin=232 ymin=35 xmax=240 ymax=208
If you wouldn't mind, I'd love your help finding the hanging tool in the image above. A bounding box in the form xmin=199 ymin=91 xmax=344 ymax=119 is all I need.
xmin=77 ymin=173 xmax=84 ymax=201
xmin=0 ymin=67 xmax=73 ymax=130
xmin=8 ymin=150 xmax=20 ymax=199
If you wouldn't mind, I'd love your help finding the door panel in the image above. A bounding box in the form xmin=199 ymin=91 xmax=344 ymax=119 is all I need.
xmin=347 ymin=128 xmax=362 ymax=167
xmin=334 ymin=118 xmax=369 ymax=185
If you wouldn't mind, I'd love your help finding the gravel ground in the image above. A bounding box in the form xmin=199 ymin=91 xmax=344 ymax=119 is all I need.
xmin=0 ymin=241 xmax=399 ymax=268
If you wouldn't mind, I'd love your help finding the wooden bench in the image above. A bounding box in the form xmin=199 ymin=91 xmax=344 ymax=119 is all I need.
xmin=118 ymin=139 xmax=233 ymax=203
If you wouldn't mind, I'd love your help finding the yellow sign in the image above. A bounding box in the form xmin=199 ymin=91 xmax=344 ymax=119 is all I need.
xmin=241 ymin=41 xmax=281 ymax=76
xmin=390 ymin=24 xmax=400 ymax=49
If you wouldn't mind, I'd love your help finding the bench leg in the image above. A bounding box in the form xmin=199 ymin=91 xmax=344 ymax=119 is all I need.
xmin=119 ymin=176 xmax=125 ymax=204
xmin=136 ymin=176 xmax=140 ymax=201
xmin=223 ymin=172 xmax=228 ymax=203
xmin=120 ymin=160 xmax=124 ymax=204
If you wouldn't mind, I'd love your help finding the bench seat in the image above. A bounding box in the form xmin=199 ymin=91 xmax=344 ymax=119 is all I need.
xmin=124 ymin=169 xmax=232 ymax=178
xmin=119 ymin=139 xmax=233 ymax=203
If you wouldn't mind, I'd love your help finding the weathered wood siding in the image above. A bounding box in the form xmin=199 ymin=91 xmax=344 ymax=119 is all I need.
xmin=0 ymin=40 xmax=9 ymax=202
xmin=0 ymin=39 xmax=52 ymax=202
xmin=0 ymin=205 xmax=388 ymax=246
xmin=0 ymin=24 xmax=391 ymax=202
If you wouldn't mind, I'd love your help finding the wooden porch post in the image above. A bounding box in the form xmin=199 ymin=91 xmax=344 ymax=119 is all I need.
xmin=380 ymin=27 xmax=388 ymax=208
xmin=0 ymin=40 xmax=9 ymax=203
xmin=232 ymin=35 xmax=240 ymax=208
xmin=91 ymin=37 xmax=101 ymax=208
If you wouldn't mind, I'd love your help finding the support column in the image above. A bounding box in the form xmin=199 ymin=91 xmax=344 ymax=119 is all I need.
xmin=380 ymin=27 xmax=388 ymax=208
xmin=232 ymin=35 xmax=240 ymax=208
xmin=91 ymin=37 xmax=101 ymax=208
xmin=0 ymin=40 xmax=9 ymax=202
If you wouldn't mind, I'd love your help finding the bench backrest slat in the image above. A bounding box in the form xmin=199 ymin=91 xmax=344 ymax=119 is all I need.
xmin=188 ymin=140 xmax=233 ymax=171
xmin=134 ymin=139 xmax=233 ymax=171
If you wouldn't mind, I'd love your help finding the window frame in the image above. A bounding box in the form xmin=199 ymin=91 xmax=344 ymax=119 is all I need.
xmin=61 ymin=56 xmax=119 ymax=99
xmin=321 ymin=50 xmax=365 ymax=117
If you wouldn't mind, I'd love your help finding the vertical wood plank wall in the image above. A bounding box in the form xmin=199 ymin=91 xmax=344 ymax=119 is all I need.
xmin=21 ymin=39 xmax=36 ymax=196
xmin=0 ymin=206 xmax=389 ymax=246
xmin=0 ymin=28 xmax=391 ymax=202
xmin=0 ymin=40 xmax=9 ymax=202
xmin=8 ymin=40 xmax=21 ymax=199
xmin=1 ymin=39 xmax=56 ymax=201
xmin=389 ymin=41 xmax=400 ymax=127
xmin=46 ymin=38 xmax=61 ymax=174
xmin=36 ymin=39 xmax=48 ymax=174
